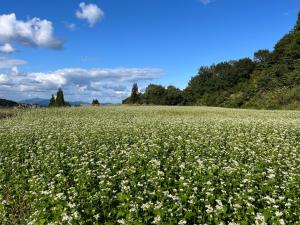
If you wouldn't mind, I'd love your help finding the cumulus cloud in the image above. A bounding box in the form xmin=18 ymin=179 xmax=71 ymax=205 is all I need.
xmin=0 ymin=67 xmax=164 ymax=103
xmin=0 ymin=13 xmax=63 ymax=51
xmin=76 ymin=2 xmax=104 ymax=27
xmin=0 ymin=57 xmax=27 ymax=69
xmin=0 ymin=43 xmax=15 ymax=53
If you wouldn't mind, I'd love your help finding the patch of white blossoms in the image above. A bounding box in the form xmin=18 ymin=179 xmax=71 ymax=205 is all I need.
xmin=0 ymin=106 xmax=300 ymax=224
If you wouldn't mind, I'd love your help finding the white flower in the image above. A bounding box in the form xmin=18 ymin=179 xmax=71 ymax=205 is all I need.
xmin=216 ymin=199 xmax=223 ymax=206
xmin=117 ymin=219 xmax=126 ymax=224
xmin=152 ymin=216 xmax=161 ymax=224
xmin=178 ymin=220 xmax=187 ymax=225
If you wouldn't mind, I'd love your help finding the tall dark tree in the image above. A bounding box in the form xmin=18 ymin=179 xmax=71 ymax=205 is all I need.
xmin=49 ymin=94 xmax=56 ymax=107
xmin=130 ymin=83 xmax=140 ymax=104
xmin=92 ymin=99 xmax=100 ymax=105
xmin=56 ymin=88 xmax=66 ymax=107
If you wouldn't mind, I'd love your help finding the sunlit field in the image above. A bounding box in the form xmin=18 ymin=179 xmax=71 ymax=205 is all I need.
xmin=0 ymin=106 xmax=300 ymax=224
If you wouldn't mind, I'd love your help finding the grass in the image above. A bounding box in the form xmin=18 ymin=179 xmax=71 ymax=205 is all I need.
xmin=0 ymin=106 xmax=300 ymax=224
xmin=0 ymin=108 xmax=19 ymax=120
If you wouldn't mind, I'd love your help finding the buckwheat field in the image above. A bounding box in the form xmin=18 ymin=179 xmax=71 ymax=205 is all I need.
xmin=0 ymin=106 xmax=300 ymax=225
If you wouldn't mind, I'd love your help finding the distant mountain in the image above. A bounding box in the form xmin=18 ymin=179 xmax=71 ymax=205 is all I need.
xmin=101 ymin=102 xmax=121 ymax=106
xmin=0 ymin=99 xmax=19 ymax=107
xmin=20 ymin=98 xmax=49 ymax=106
xmin=69 ymin=101 xmax=90 ymax=106
xmin=20 ymin=98 xmax=89 ymax=106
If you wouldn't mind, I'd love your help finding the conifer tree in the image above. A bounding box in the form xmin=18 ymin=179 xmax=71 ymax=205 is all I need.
xmin=92 ymin=99 xmax=100 ymax=105
xmin=56 ymin=88 xmax=66 ymax=107
xmin=49 ymin=94 xmax=56 ymax=107
xmin=130 ymin=83 xmax=140 ymax=104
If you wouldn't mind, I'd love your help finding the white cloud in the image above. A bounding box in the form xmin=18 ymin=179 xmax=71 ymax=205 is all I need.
xmin=0 ymin=43 xmax=15 ymax=53
xmin=0 ymin=57 xmax=27 ymax=69
xmin=0 ymin=13 xmax=63 ymax=50
xmin=0 ymin=67 xmax=164 ymax=103
xmin=76 ymin=2 xmax=104 ymax=27
xmin=0 ymin=74 xmax=8 ymax=84
xmin=31 ymin=67 xmax=163 ymax=87
xmin=64 ymin=22 xmax=76 ymax=31
xmin=11 ymin=66 xmax=19 ymax=74
xmin=199 ymin=0 xmax=213 ymax=5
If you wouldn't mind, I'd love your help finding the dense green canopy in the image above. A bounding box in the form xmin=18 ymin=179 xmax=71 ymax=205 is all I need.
xmin=0 ymin=99 xmax=19 ymax=107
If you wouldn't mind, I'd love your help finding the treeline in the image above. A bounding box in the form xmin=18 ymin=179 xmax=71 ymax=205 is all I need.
xmin=48 ymin=88 xmax=101 ymax=107
xmin=0 ymin=99 xmax=19 ymax=107
xmin=122 ymin=83 xmax=183 ymax=105
xmin=123 ymin=12 xmax=300 ymax=109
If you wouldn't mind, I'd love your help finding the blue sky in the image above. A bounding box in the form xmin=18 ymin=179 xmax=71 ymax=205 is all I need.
xmin=0 ymin=0 xmax=299 ymax=103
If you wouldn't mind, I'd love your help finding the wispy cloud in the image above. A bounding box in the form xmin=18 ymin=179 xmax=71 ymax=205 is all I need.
xmin=81 ymin=56 xmax=97 ymax=62
xmin=76 ymin=2 xmax=104 ymax=27
xmin=64 ymin=22 xmax=76 ymax=31
xmin=0 ymin=57 xmax=27 ymax=69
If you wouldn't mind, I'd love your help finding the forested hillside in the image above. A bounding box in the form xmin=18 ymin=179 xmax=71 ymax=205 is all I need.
xmin=123 ymin=12 xmax=300 ymax=109
xmin=0 ymin=99 xmax=19 ymax=107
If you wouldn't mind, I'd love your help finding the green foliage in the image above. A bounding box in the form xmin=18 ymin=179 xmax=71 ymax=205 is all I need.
xmin=92 ymin=99 xmax=100 ymax=106
xmin=124 ymin=84 xmax=184 ymax=106
xmin=124 ymin=84 xmax=179 ymax=105
xmin=1 ymin=106 xmax=300 ymax=224
xmin=0 ymin=99 xmax=19 ymax=107
xmin=143 ymin=84 xmax=166 ymax=105
xmin=165 ymin=85 xmax=183 ymax=105
xmin=183 ymin=58 xmax=256 ymax=106
xmin=131 ymin=83 xmax=140 ymax=104
xmin=244 ymin=87 xmax=300 ymax=110
xmin=49 ymin=95 xmax=56 ymax=107
xmin=56 ymin=88 xmax=66 ymax=107
xmin=122 ymin=83 xmax=141 ymax=104
xmin=254 ymin=49 xmax=271 ymax=62
xmin=48 ymin=88 xmax=70 ymax=107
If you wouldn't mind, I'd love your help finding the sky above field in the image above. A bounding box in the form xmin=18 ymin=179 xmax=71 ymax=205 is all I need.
xmin=0 ymin=0 xmax=299 ymax=103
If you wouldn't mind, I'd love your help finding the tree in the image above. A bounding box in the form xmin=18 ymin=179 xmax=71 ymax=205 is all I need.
xmin=232 ymin=58 xmax=255 ymax=81
xmin=254 ymin=49 xmax=271 ymax=62
xmin=295 ymin=11 xmax=300 ymax=31
xmin=49 ymin=94 xmax=56 ymax=107
xmin=122 ymin=83 xmax=141 ymax=104
xmin=56 ymin=88 xmax=66 ymax=107
xmin=130 ymin=83 xmax=140 ymax=104
xmin=143 ymin=84 xmax=166 ymax=105
xmin=165 ymin=86 xmax=183 ymax=105
xmin=0 ymin=99 xmax=19 ymax=107
xmin=48 ymin=88 xmax=69 ymax=107
xmin=92 ymin=99 xmax=100 ymax=106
